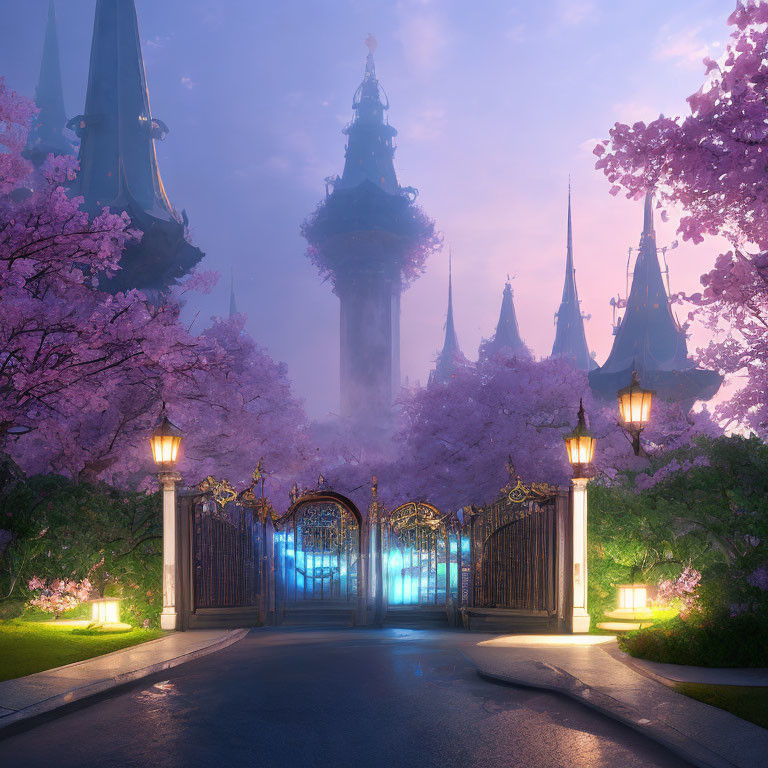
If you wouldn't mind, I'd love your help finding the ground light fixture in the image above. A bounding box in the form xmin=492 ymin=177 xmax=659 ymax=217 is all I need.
xmin=618 ymin=584 xmax=648 ymax=612
xmin=150 ymin=404 xmax=183 ymax=470
xmin=617 ymin=370 xmax=653 ymax=456
xmin=564 ymin=399 xmax=596 ymax=478
xmin=89 ymin=597 xmax=121 ymax=625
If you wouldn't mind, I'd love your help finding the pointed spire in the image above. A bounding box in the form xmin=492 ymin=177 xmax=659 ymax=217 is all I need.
xmin=552 ymin=182 xmax=596 ymax=370
xmin=589 ymin=190 xmax=721 ymax=405
xmin=643 ymin=190 xmax=655 ymax=238
xmin=336 ymin=36 xmax=399 ymax=195
xmin=26 ymin=0 xmax=74 ymax=163
xmin=70 ymin=0 xmax=203 ymax=293
xmin=483 ymin=277 xmax=528 ymax=359
xmin=229 ymin=270 xmax=238 ymax=319
xmin=431 ymin=249 xmax=468 ymax=384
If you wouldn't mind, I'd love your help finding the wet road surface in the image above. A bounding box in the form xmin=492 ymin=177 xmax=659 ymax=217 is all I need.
xmin=0 ymin=628 xmax=692 ymax=768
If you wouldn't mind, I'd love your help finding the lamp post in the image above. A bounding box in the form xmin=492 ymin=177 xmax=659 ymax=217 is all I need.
xmin=150 ymin=406 xmax=183 ymax=631
xmin=564 ymin=399 xmax=596 ymax=634
xmin=617 ymin=370 xmax=653 ymax=456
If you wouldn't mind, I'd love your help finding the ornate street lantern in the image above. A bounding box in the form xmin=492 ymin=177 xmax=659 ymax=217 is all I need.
xmin=617 ymin=371 xmax=653 ymax=456
xmin=150 ymin=406 xmax=183 ymax=470
xmin=564 ymin=399 xmax=596 ymax=477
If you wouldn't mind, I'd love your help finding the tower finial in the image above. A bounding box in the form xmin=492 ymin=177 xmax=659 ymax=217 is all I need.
xmin=365 ymin=33 xmax=377 ymax=54
xmin=643 ymin=190 xmax=655 ymax=237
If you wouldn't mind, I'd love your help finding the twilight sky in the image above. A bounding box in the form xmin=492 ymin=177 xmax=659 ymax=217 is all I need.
xmin=0 ymin=0 xmax=734 ymax=417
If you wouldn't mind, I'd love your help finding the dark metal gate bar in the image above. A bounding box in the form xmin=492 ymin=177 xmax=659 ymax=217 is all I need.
xmin=476 ymin=503 xmax=557 ymax=611
xmin=193 ymin=498 xmax=263 ymax=609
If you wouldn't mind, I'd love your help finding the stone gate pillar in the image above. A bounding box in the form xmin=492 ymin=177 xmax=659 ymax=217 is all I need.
xmin=571 ymin=477 xmax=590 ymax=633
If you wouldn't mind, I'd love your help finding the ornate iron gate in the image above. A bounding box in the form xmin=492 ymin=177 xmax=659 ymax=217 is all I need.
xmin=470 ymin=476 xmax=563 ymax=615
xmin=276 ymin=493 xmax=361 ymax=603
xmin=387 ymin=502 xmax=452 ymax=605
xmin=193 ymin=497 xmax=263 ymax=609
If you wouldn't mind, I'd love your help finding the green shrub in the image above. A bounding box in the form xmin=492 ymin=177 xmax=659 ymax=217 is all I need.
xmin=619 ymin=612 xmax=768 ymax=667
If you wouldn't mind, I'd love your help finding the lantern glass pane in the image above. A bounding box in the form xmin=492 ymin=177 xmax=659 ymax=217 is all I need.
xmin=151 ymin=435 xmax=180 ymax=465
xmin=618 ymin=585 xmax=647 ymax=611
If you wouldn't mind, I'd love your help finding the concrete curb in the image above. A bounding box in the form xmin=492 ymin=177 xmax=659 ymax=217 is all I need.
xmin=478 ymin=662 xmax=737 ymax=768
xmin=0 ymin=628 xmax=249 ymax=733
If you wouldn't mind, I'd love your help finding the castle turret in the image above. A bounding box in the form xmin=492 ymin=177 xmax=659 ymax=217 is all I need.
xmin=431 ymin=250 xmax=468 ymax=384
xmin=482 ymin=278 xmax=529 ymax=359
xmin=551 ymin=184 xmax=596 ymax=370
xmin=26 ymin=0 xmax=74 ymax=164
xmin=588 ymin=193 xmax=722 ymax=406
xmin=302 ymin=36 xmax=436 ymax=424
xmin=69 ymin=0 xmax=203 ymax=294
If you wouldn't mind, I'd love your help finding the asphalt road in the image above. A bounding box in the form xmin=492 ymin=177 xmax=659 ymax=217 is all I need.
xmin=0 ymin=628 xmax=691 ymax=768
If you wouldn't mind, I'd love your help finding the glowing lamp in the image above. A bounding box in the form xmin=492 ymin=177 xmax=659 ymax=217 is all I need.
xmin=564 ymin=400 xmax=596 ymax=472
xmin=90 ymin=597 xmax=121 ymax=624
xmin=618 ymin=584 xmax=648 ymax=612
xmin=618 ymin=371 xmax=653 ymax=429
xmin=150 ymin=407 xmax=182 ymax=469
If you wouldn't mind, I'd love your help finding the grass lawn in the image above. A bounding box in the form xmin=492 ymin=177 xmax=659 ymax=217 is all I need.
xmin=676 ymin=682 xmax=768 ymax=730
xmin=0 ymin=620 xmax=162 ymax=682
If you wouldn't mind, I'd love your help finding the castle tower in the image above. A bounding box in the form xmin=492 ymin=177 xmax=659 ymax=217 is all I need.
xmin=69 ymin=0 xmax=203 ymax=294
xmin=588 ymin=193 xmax=722 ymax=405
xmin=430 ymin=251 xmax=468 ymax=384
xmin=551 ymin=184 xmax=596 ymax=370
xmin=26 ymin=0 xmax=74 ymax=164
xmin=482 ymin=278 xmax=529 ymax=359
xmin=302 ymin=37 xmax=436 ymax=423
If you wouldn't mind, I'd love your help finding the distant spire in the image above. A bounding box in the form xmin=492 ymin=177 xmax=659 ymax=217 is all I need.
xmin=589 ymin=190 xmax=721 ymax=406
xmin=229 ymin=270 xmax=238 ymax=319
xmin=552 ymin=182 xmax=596 ymax=370
xmin=69 ymin=0 xmax=203 ymax=293
xmin=431 ymin=249 xmax=468 ymax=384
xmin=483 ymin=277 xmax=528 ymax=359
xmin=26 ymin=0 xmax=74 ymax=163
xmin=336 ymin=36 xmax=398 ymax=195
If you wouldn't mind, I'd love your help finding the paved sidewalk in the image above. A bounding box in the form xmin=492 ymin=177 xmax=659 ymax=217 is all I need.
xmin=465 ymin=635 xmax=768 ymax=768
xmin=628 ymin=655 xmax=768 ymax=686
xmin=0 ymin=628 xmax=248 ymax=731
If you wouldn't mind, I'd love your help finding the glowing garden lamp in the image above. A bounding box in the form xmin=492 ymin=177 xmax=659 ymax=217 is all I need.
xmin=90 ymin=597 xmax=121 ymax=625
xmin=618 ymin=584 xmax=648 ymax=613
xmin=150 ymin=405 xmax=182 ymax=631
xmin=564 ymin=400 xmax=595 ymax=634
xmin=564 ymin=399 xmax=596 ymax=478
xmin=150 ymin=407 xmax=182 ymax=470
xmin=618 ymin=371 xmax=653 ymax=456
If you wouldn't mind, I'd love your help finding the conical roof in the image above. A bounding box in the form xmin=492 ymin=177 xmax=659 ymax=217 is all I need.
xmin=336 ymin=36 xmax=399 ymax=195
xmin=432 ymin=250 xmax=468 ymax=383
xmin=484 ymin=279 xmax=528 ymax=358
xmin=69 ymin=0 xmax=203 ymax=293
xmin=71 ymin=0 xmax=176 ymax=221
xmin=26 ymin=0 xmax=74 ymax=163
xmin=588 ymin=193 xmax=722 ymax=403
xmin=551 ymin=184 xmax=596 ymax=370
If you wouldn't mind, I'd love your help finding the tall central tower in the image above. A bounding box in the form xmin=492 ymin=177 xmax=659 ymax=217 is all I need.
xmin=303 ymin=37 xmax=437 ymax=423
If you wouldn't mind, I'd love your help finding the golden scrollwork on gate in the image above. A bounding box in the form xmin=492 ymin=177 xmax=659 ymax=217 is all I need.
xmin=198 ymin=475 xmax=239 ymax=508
xmin=389 ymin=502 xmax=445 ymax=546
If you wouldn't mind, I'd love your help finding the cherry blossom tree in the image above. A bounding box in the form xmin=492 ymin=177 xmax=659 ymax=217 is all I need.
xmin=594 ymin=2 xmax=768 ymax=436
xmin=0 ymin=80 xmax=308 ymax=493
xmin=318 ymin=355 xmax=717 ymax=512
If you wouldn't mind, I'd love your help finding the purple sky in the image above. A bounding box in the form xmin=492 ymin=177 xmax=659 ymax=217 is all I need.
xmin=0 ymin=0 xmax=734 ymax=417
